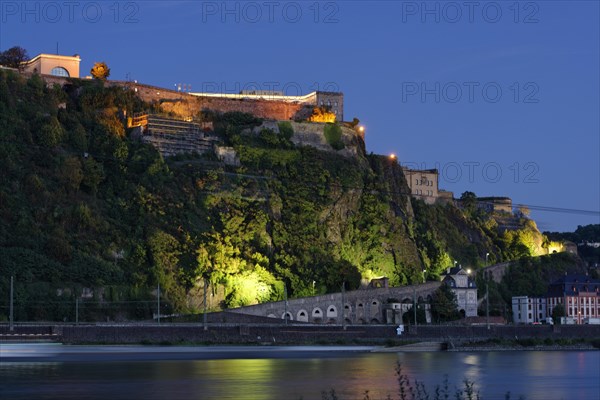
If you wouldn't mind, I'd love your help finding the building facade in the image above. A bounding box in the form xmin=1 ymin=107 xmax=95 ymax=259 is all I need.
xmin=402 ymin=168 xmax=439 ymax=205
xmin=547 ymin=274 xmax=600 ymax=324
xmin=22 ymin=53 xmax=81 ymax=78
xmin=512 ymin=296 xmax=547 ymax=324
xmin=441 ymin=267 xmax=478 ymax=317
xmin=476 ymin=197 xmax=513 ymax=214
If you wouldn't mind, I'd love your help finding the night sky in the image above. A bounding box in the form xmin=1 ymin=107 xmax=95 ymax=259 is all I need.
xmin=1 ymin=0 xmax=598 ymax=231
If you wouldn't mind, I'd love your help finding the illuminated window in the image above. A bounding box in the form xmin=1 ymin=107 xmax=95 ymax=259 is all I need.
xmin=50 ymin=67 xmax=70 ymax=77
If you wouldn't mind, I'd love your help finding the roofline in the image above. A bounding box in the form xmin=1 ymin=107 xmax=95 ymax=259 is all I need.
xmin=188 ymin=90 xmax=342 ymax=103
xmin=22 ymin=54 xmax=81 ymax=65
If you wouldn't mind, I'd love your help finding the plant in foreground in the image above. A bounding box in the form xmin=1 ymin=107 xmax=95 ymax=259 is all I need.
xmin=318 ymin=363 xmax=525 ymax=400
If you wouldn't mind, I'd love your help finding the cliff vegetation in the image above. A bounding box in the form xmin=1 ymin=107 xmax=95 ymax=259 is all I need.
xmin=0 ymin=71 xmax=572 ymax=321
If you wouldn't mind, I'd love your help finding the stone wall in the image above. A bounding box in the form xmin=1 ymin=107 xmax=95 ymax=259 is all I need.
xmin=3 ymin=324 xmax=598 ymax=345
xmin=110 ymin=81 xmax=312 ymax=121
xmin=228 ymin=282 xmax=442 ymax=325
xmin=256 ymin=120 xmax=364 ymax=158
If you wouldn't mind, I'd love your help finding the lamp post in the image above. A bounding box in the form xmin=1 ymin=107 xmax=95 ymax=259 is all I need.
xmin=9 ymin=276 xmax=14 ymax=332
xmin=485 ymin=252 xmax=490 ymax=265
xmin=422 ymin=269 xmax=426 ymax=283
xmin=465 ymin=269 xmax=471 ymax=318
xmin=157 ymin=283 xmax=161 ymax=324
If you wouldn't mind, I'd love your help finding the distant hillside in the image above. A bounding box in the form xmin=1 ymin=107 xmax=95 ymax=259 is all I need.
xmin=0 ymin=71 xmax=567 ymax=320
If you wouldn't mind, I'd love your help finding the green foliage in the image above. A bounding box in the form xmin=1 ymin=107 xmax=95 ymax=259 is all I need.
xmin=430 ymin=284 xmax=461 ymax=322
xmin=402 ymin=305 xmax=427 ymax=324
xmin=277 ymin=121 xmax=294 ymax=139
xmin=0 ymin=70 xmax=554 ymax=322
xmin=323 ymin=123 xmax=345 ymax=150
xmin=552 ymin=303 xmax=565 ymax=324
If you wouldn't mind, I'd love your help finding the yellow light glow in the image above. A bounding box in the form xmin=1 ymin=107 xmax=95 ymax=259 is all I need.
xmin=389 ymin=153 xmax=396 ymax=159
xmin=358 ymin=126 xmax=365 ymax=132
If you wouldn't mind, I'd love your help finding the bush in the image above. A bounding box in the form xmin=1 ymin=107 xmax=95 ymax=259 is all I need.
xmin=277 ymin=121 xmax=294 ymax=139
xmin=323 ymin=123 xmax=344 ymax=150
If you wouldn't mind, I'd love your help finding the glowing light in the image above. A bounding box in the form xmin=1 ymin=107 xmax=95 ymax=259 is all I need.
xmin=389 ymin=153 xmax=396 ymax=159
xmin=358 ymin=126 xmax=365 ymax=133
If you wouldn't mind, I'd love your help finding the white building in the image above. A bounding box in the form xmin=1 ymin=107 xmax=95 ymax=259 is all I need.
xmin=442 ymin=267 xmax=478 ymax=317
xmin=512 ymin=296 xmax=547 ymax=324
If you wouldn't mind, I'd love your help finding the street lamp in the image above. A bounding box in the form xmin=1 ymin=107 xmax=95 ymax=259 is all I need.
xmin=485 ymin=252 xmax=490 ymax=265
xmin=422 ymin=269 xmax=426 ymax=283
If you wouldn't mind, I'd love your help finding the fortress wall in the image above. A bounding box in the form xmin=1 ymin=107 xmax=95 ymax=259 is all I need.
xmin=110 ymin=81 xmax=311 ymax=120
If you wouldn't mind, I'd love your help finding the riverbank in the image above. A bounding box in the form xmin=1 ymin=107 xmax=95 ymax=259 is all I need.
xmin=2 ymin=323 xmax=599 ymax=349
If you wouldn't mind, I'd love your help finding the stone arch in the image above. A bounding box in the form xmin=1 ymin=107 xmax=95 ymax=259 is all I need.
xmin=312 ymin=307 xmax=323 ymax=323
xmin=370 ymin=318 xmax=380 ymax=324
xmin=326 ymin=305 xmax=338 ymax=318
xmin=297 ymin=309 xmax=309 ymax=322
xmin=267 ymin=313 xmax=277 ymax=318
xmin=371 ymin=300 xmax=379 ymax=306
xmin=282 ymin=312 xmax=293 ymax=321
xmin=357 ymin=302 xmax=364 ymax=309
xmin=344 ymin=318 xmax=352 ymax=325
xmin=358 ymin=318 xmax=366 ymax=324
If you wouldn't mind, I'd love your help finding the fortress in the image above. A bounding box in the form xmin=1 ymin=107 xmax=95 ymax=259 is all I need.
xmin=112 ymin=80 xmax=344 ymax=122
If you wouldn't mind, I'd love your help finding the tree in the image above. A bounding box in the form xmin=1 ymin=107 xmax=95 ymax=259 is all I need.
xmin=552 ymin=304 xmax=565 ymax=325
xmin=460 ymin=191 xmax=477 ymax=214
xmin=430 ymin=284 xmax=461 ymax=322
xmin=0 ymin=46 xmax=29 ymax=69
xmin=402 ymin=305 xmax=427 ymax=324
xmin=91 ymin=62 xmax=110 ymax=80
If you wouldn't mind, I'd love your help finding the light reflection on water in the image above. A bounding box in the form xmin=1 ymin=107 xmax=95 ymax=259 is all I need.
xmin=1 ymin=351 xmax=598 ymax=400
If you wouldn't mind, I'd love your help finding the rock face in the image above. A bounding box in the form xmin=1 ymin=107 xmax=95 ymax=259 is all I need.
xmin=253 ymin=120 xmax=364 ymax=158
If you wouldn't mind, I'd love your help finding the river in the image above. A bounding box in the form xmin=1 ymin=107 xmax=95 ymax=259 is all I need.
xmin=1 ymin=346 xmax=598 ymax=400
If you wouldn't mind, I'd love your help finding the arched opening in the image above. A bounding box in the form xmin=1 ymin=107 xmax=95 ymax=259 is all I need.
xmin=297 ymin=310 xmax=308 ymax=322
xmin=312 ymin=308 xmax=323 ymax=323
xmin=327 ymin=305 xmax=337 ymax=318
xmin=282 ymin=312 xmax=293 ymax=321
xmin=50 ymin=66 xmax=70 ymax=77
xmin=344 ymin=318 xmax=352 ymax=325
xmin=370 ymin=318 xmax=380 ymax=324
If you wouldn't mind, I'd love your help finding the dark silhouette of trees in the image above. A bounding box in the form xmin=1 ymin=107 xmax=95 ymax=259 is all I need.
xmin=0 ymin=46 xmax=29 ymax=69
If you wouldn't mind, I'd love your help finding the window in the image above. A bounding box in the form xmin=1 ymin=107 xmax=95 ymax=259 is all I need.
xmin=50 ymin=67 xmax=70 ymax=77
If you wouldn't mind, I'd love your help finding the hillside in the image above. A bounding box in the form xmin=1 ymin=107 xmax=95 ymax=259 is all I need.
xmin=0 ymin=71 xmax=561 ymax=320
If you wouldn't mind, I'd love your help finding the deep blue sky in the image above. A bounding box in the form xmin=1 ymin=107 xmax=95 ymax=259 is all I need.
xmin=1 ymin=1 xmax=598 ymax=232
